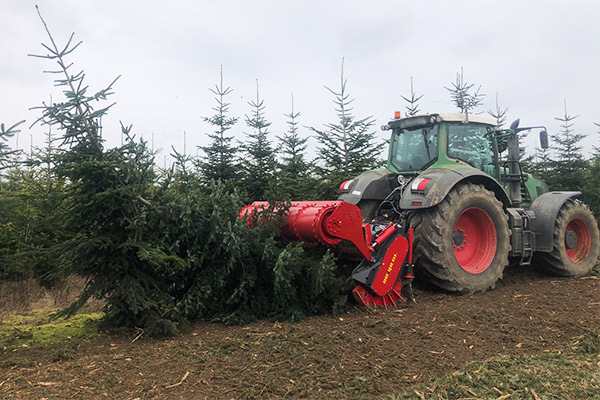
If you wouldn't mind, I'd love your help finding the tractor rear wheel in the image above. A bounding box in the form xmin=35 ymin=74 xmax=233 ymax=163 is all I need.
xmin=411 ymin=182 xmax=510 ymax=293
xmin=542 ymin=200 xmax=599 ymax=276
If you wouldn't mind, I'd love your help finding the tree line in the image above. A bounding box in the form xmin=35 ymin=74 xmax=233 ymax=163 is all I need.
xmin=0 ymin=11 xmax=598 ymax=335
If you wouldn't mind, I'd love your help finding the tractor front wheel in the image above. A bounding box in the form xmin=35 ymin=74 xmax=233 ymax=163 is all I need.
xmin=542 ymin=200 xmax=600 ymax=276
xmin=411 ymin=182 xmax=510 ymax=293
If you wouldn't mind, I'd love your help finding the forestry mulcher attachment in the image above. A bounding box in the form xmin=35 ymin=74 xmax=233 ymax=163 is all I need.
xmin=241 ymin=113 xmax=600 ymax=308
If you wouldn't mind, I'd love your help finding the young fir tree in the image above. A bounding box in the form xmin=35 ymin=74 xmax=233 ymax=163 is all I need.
xmin=401 ymin=76 xmax=423 ymax=117
xmin=2 ymin=110 xmax=71 ymax=287
xmin=548 ymin=99 xmax=587 ymax=191
xmin=277 ymin=94 xmax=313 ymax=199
xmin=30 ymin=7 xmax=184 ymax=336
xmin=0 ymin=121 xmax=23 ymax=175
xmin=487 ymin=92 xmax=512 ymax=163
xmin=487 ymin=93 xmax=508 ymax=127
xmin=197 ymin=66 xmax=239 ymax=189
xmin=528 ymin=144 xmax=553 ymax=179
xmin=310 ymin=59 xmax=381 ymax=199
xmin=0 ymin=121 xmax=24 ymax=279
xmin=582 ymin=122 xmax=600 ymax=218
xmin=445 ymin=68 xmax=485 ymax=115
xmin=240 ymin=80 xmax=276 ymax=201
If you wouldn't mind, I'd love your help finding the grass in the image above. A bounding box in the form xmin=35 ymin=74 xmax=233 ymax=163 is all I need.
xmin=388 ymin=330 xmax=600 ymax=400
xmin=0 ymin=308 xmax=101 ymax=353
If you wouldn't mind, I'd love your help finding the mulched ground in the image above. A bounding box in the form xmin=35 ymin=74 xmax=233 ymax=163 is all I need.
xmin=1 ymin=267 xmax=599 ymax=400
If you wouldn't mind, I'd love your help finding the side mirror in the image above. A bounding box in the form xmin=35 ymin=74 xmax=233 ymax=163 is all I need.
xmin=509 ymin=119 xmax=520 ymax=131
xmin=540 ymin=130 xmax=549 ymax=149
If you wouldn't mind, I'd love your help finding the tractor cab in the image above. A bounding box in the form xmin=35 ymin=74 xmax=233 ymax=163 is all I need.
xmin=386 ymin=113 xmax=499 ymax=177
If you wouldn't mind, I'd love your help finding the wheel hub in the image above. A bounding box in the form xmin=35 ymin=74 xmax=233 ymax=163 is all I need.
xmin=453 ymin=229 xmax=466 ymax=248
xmin=565 ymin=230 xmax=578 ymax=250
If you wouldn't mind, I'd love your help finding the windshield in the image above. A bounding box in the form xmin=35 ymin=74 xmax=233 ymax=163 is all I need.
xmin=447 ymin=123 xmax=495 ymax=174
xmin=389 ymin=125 xmax=438 ymax=171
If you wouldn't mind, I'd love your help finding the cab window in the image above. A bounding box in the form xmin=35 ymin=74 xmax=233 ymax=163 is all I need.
xmin=447 ymin=123 xmax=495 ymax=175
xmin=390 ymin=125 xmax=438 ymax=171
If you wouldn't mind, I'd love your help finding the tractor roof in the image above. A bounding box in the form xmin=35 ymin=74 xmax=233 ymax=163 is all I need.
xmin=434 ymin=113 xmax=498 ymax=125
xmin=385 ymin=112 xmax=498 ymax=131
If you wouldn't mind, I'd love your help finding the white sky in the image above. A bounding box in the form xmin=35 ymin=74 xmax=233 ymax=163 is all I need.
xmin=1 ymin=0 xmax=599 ymax=168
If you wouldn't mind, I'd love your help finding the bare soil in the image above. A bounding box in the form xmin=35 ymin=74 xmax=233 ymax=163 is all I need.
xmin=1 ymin=266 xmax=599 ymax=400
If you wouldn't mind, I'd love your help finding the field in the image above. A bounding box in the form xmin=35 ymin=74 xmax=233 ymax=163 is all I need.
xmin=1 ymin=266 xmax=599 ymax=400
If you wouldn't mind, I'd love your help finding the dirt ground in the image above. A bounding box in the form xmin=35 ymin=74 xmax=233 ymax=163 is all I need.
xmin=1 ymin=266 xmax=599 ymax=400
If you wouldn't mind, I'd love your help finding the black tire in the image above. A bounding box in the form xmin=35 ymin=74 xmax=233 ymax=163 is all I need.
xmin=541 ymin=200 xmax=600 ymax=276
xmin=357 ymin=199 xmax=380 ymax=222
xmin=411 ymin=182 xmax=510 ymax=293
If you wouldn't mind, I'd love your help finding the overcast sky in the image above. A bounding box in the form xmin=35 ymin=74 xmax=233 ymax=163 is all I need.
xmin=1 ymin=0 xmax=599 ymax=167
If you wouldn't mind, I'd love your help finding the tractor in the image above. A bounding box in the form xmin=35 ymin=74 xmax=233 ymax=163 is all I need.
xmin=241 ymin=112 xmax=600 ymax=308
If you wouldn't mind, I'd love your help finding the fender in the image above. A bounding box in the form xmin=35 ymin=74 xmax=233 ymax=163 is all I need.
xmin=338 ymin=168 xmax=400 ymax=204
xmin=399 ymin=167 xmax=512 ymax=210
xmin=530 ymin=191 xmax=581 ymax=252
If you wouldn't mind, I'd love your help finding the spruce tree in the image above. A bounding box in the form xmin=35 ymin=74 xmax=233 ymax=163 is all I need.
xmin=528 ymin=145 xmax=553 ymax=179
xmin=31 ymin=7 xmax=183 ymax=335
xmin=240 ymin=80 xmax=276 ymax=201
xmin=310 ymin=59 xmax=381 ymax=199
xmin=197 ymin=66 xmax=239 ymax=189
xmin=401 ymin=77 xmax=423 ymax=117
xmin=487 ymin=93 xmax=510 ymax=161
xmin=277 ymin=94 xmax=313 ymax=199
xmin=582 ymin=122 xmax=600 ymax=217
xmin=0 ymin=121 xmax=24 ymax=279
xmin=487 ymin=93 xmax=508 ymax=127
xmin=445 ymin=68 xmax=485 ymax=115
xmin=0 ymin=121 xmax=23 ymax=175
xmin=549 ymin=100 xmax=587 ymax=191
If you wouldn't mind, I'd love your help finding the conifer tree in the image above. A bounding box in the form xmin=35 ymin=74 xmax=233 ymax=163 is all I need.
xmin=487 ymin=93 xmax=508 ymax=127
xmin=30 ymin=7 xmax=183 ymax=335
xmin=401 ymin=77 xmax=423 ymax=117
xmin=582 ymin=122 xmax=600 ymax=217
xmin=0 ymin=121 xmax=23 ymax=175
xmin=197 ymin=66 xmax=239 ymax=189
xmin=240 ymin=80 xmax=276 ymax=201
xmin=310 ymin=59 xmax=381 ymax=198
xmin=0 ymin=121 xmax=24 ymax=279
xmin=487 ymin=93 xmax=510 ymax=161
xmin=527 ymin=145 xmax=553 ymax=179
xmin=445 ymin=68 xmax=485 ymax=115
xmin=277 ymin=94 xmax=313 ymax=199
xmin=548 ymin=100 xmax=587 ymax=191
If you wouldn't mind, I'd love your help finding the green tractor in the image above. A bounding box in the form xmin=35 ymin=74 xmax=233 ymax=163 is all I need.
xmin=242 ymin=112 xmax=599 ymax=307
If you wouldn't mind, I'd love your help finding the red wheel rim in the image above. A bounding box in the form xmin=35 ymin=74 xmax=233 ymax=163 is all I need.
xmin=453 ymin=207 xmax=497 ymax=274
xmin=565 ymin=218 xmax=591 ymax=263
